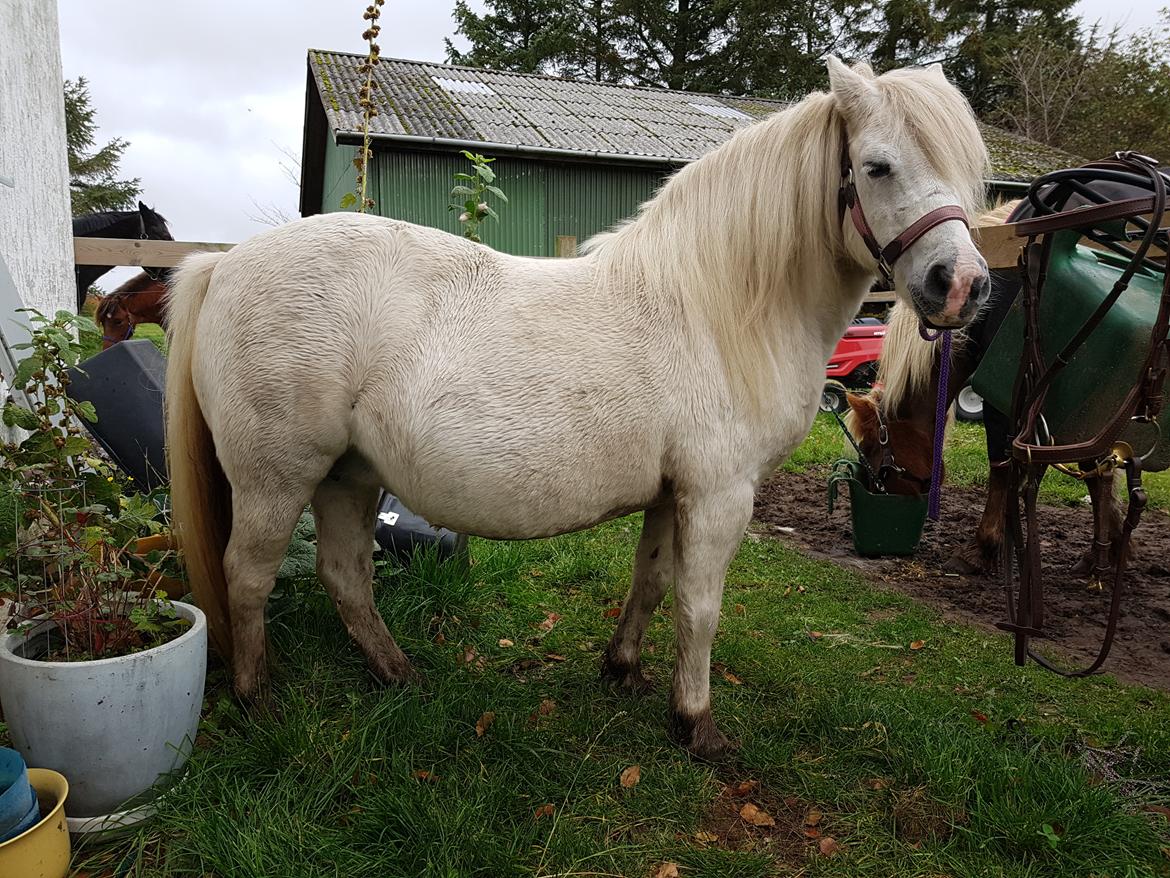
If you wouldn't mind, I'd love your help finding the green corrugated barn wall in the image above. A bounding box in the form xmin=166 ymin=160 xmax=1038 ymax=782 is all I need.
xmin=321 ymin=141 xmax=667 ymax=256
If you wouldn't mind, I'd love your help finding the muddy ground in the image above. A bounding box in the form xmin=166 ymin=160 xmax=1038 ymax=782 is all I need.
xmin=754 ymin=468 xmax=1170 ymax=690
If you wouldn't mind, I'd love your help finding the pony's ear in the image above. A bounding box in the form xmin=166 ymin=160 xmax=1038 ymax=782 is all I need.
xmin=845 ymin=392 xmax=877 ymax=430
xmin=826 ymin=56 xmax=878 ymax=116
xmin=924 ymin=62 xmax=947 ymax=81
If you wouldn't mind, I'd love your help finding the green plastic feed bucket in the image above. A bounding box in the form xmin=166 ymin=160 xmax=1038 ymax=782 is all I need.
xmin=828 ymin=460 xmax=928 ymax=557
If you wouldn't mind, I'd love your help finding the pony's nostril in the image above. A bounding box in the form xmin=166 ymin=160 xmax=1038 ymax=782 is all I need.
xmin=925 ymin=262 xmax=952 ymax=300
xmin=972 ymin=272 xmax=991 ymax=302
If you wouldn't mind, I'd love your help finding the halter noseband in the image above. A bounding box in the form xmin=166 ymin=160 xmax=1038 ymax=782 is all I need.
xmin=838 ymin=134 xmax=971 ymax=287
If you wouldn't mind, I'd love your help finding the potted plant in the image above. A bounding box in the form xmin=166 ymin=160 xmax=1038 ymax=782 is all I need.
xmin=0 ymin=310 xmax=207 ymax=829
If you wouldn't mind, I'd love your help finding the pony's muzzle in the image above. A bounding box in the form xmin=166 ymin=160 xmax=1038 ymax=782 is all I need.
xmin=918 ymin=258 xmax=989 ymax=326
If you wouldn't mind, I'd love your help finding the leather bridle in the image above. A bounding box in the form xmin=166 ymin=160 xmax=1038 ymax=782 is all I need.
xmin=838 ymin=133 xmax=971 ymax=288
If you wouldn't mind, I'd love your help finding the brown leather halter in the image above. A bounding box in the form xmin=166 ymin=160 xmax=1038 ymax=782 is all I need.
xmin=838 ymin=134 xmax=971 ymax=287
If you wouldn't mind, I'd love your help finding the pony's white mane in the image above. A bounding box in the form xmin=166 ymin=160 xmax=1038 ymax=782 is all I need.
xmin=584 ymin=67 xmax=989 ymax=415
xmin=875 ymin=198 xmax=1020 ymax=415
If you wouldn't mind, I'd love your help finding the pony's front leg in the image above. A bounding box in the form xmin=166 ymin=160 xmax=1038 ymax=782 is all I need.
xmin=601 ymin=495 xmax=675 ymax=693
xmin=1072 ymin=465 xmax=1124 ymax=581
xmin=668 ymin=484 xmax=754 ymax=761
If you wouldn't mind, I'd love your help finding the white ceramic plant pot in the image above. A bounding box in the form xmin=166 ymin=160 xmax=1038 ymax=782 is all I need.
xmin=0 ymin=601 xmax=206 ymax=820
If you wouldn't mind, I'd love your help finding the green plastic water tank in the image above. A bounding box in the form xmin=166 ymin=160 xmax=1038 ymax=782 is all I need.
xmin=971 ymin=230 xmax=1168 ymax=470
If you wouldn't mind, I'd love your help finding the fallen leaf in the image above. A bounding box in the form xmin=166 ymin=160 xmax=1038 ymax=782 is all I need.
xmin=537 ymin=612 xmax=562 ymax=632
xmin=734 ymin=603 xmax=746 ymax=616
xmin=1141 ymin=805 xmax=1170 ymax=820
xmin=544 ymin=653 xmax=567 ymax=662
xmin=803 ymin=826 xmax=822 ymax=838
xmin=434 ymin=631 xmax=446 ymax=646
xmin=694 ymin=830 xmax=719 ymax=844
xmin=461 ymin=646 xmax=478 ymax=665
xmin=721 ymin=668 xmax=743 ymax=685
xmin=533 ymin=803 xmax=555 ymax=819
xmin=809 ymin=631 xmax=824 ymax=640
xmin=603 ymin=606 xmax=622 ymax=619
xmin=413 ymin=770 xmax=438 ymax=783
xmin=971 ymin=710 xmax=989 ymax=725
xmin=805 ymin=809 xmax=823 ymax=827
xmin=798 ymin=585 xmax=806 ymax=593
xmin=498 ymin=638 xmax=514 ymax=648
xmin=783 ymin=586 xmax=792 ymax=597
xmin=818 ymin=836 xmax=842 ymax=857
xmin=475 ymin=711 xmax=496 ymax=737
xmin=538 ymin=698 xmax=556 ymax=715
xmin=652 ymin=864 xmax=680 ymax=878
xmin=910 ymin=640 xmax=926 ymax=650
xmin=863 ymin=777 xmax=889 ymax=790
xmin=739 ymin=802 xmax=776 ymax=827
xmin=620 ymin=765 xmax=642 ymax=788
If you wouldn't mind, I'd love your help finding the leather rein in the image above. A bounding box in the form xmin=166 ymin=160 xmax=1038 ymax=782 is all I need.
xmin=837 ymin=133 xmax=971 ymax=288
xmin=999 ymin=151 xmax=1170 ymax=677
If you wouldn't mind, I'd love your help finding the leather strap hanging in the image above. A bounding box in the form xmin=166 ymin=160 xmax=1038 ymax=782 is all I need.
xmin=998 ymin=152 xmax=1170 ymax=677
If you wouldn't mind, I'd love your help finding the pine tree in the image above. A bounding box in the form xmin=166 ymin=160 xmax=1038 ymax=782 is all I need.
xmin=64 ymin=77 xmax=141 ymax=216
xmin=445 ymin=0 xmax=579 ymax=75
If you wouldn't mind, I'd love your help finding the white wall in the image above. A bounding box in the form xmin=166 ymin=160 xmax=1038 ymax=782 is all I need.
xmin=0 ymin=0 xmax=73 ymax=319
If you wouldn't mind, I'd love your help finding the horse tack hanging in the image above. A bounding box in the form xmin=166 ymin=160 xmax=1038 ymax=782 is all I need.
xmin=992 ymin=152 xmax=1170 ymax=677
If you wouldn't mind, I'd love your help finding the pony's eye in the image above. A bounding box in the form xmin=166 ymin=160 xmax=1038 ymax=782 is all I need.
xmin=865 ymin=161 xmax=892 ymax=179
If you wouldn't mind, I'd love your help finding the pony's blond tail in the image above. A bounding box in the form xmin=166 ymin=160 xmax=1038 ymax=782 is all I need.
xmin=165 ymin=252 xmax=234 ymax=662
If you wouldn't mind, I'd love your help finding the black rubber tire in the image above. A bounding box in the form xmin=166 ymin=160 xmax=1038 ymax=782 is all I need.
xmin=819 ymin=384 xmax=849 ymax=415
xmin=955 ymin=384 xmax=984 ymax=422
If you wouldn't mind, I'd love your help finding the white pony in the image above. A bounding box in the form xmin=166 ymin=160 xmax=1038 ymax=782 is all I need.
xmin=166 ymin=58 xmax=989 ymax=759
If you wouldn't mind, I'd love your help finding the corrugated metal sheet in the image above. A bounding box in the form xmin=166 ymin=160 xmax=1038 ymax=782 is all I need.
xmin=546 ymin=164 xmax=665 ymax=251
xmin=319 ymin=140 xmax=672 ymax=257
xmin=372 ymin=151 xmax=547 ymax=256
xmin=307 ymin=51 xmax=1085 ymax=182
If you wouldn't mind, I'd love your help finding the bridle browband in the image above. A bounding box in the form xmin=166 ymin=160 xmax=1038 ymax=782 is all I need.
xmin=838 ymin=133 xmax=971 ymax=287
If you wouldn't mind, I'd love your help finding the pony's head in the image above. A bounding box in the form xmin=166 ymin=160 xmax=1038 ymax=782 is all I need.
xmin=845 ymin=390 xmax=936 ymax=495
xmin=827 ymin=57 xmax=989 ymax=328
xmin=138 ymin=201 xmax=173 ymax=241
xmin=95 ymin=294 xmax=134 ymax=349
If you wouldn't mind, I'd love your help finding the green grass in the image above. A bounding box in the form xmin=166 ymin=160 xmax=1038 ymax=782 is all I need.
xmin=75 ymin=522 xmax=1170 ymax=877
xmin=789 ymin=414 xmax=1170 ymax=511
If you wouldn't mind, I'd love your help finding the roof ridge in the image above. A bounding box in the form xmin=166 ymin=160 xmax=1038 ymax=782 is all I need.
xmin=308 ymin=49 xmax=791 ymax=105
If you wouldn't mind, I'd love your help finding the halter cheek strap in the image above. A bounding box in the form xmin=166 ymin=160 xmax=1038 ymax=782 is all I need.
xmin=838 ymin=135 xmax=971 ymax=286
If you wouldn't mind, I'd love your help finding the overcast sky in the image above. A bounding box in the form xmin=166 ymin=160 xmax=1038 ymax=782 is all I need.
xmin=58 ymin=0 xmax=1164 ymax=279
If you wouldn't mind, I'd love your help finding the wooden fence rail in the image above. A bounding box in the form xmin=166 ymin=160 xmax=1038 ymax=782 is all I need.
xmin=76 ymin=213 xmax=1161 ymax=275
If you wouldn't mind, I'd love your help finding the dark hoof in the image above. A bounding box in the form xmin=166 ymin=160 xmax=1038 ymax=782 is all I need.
xmin=944 ymin=543 xmax=998 ymax=576
xmin=600 ymin=650 xmax=654 ymax=695
xmin=668 ymin=706 xmax=735 ymax=762
xmin=368 ymin=650 xmax=419 ymax=686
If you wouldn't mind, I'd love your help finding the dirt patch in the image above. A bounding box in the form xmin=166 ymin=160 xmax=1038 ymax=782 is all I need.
xmin=754 ymin=467 xmax=1170 ymax=690
xmin=695 ymin=777 xmax=833 ymax=864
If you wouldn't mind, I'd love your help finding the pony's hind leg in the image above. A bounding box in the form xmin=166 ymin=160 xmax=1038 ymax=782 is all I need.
xmin=668 ymin=484 xmax=754 ymax=761
xmin=225 ymin=482 xmax=313 ymax=699
xmin=601 ymin=495 xmax=675 ymax=693
xmin=312 ymin=471 xmax=415 ymax=684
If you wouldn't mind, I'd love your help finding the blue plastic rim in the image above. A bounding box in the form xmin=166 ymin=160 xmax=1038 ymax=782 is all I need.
xmin=0 ymin=746 xmax=39 ymax=842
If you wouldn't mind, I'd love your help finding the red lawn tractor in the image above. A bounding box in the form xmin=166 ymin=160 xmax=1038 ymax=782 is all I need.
xmin=819 ymin=317 xmax=885 ymax=413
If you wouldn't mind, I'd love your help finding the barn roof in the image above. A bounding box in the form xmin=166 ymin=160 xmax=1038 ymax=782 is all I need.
xmin=306 ymin=51 xmax=1081 ymax=183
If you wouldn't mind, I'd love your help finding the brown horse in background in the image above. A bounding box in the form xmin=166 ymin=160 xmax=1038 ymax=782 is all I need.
xmin=95 ymin=271 xmax=170 ymax=349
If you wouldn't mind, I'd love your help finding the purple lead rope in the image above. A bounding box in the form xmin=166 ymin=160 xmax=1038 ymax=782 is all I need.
xmin=918 ymin=325 xmax=951 ymax=521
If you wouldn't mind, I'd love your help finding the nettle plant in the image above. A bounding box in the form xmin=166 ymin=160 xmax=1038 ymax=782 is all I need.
xmin=1 ymin=310 xmax=185 ymax=661
xmin=450 ymin=150 xmax=508 ymax=243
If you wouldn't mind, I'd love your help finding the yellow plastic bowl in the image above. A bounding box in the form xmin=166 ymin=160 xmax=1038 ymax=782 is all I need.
xmin=0 ymin=768 xmax=70 ymax=878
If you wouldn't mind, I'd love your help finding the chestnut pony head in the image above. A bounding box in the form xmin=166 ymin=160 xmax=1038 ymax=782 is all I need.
xmin=844 ymin=390 xmax=936 ymax=495
xmin=95 ymin=271 xmax=169 ymax=349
